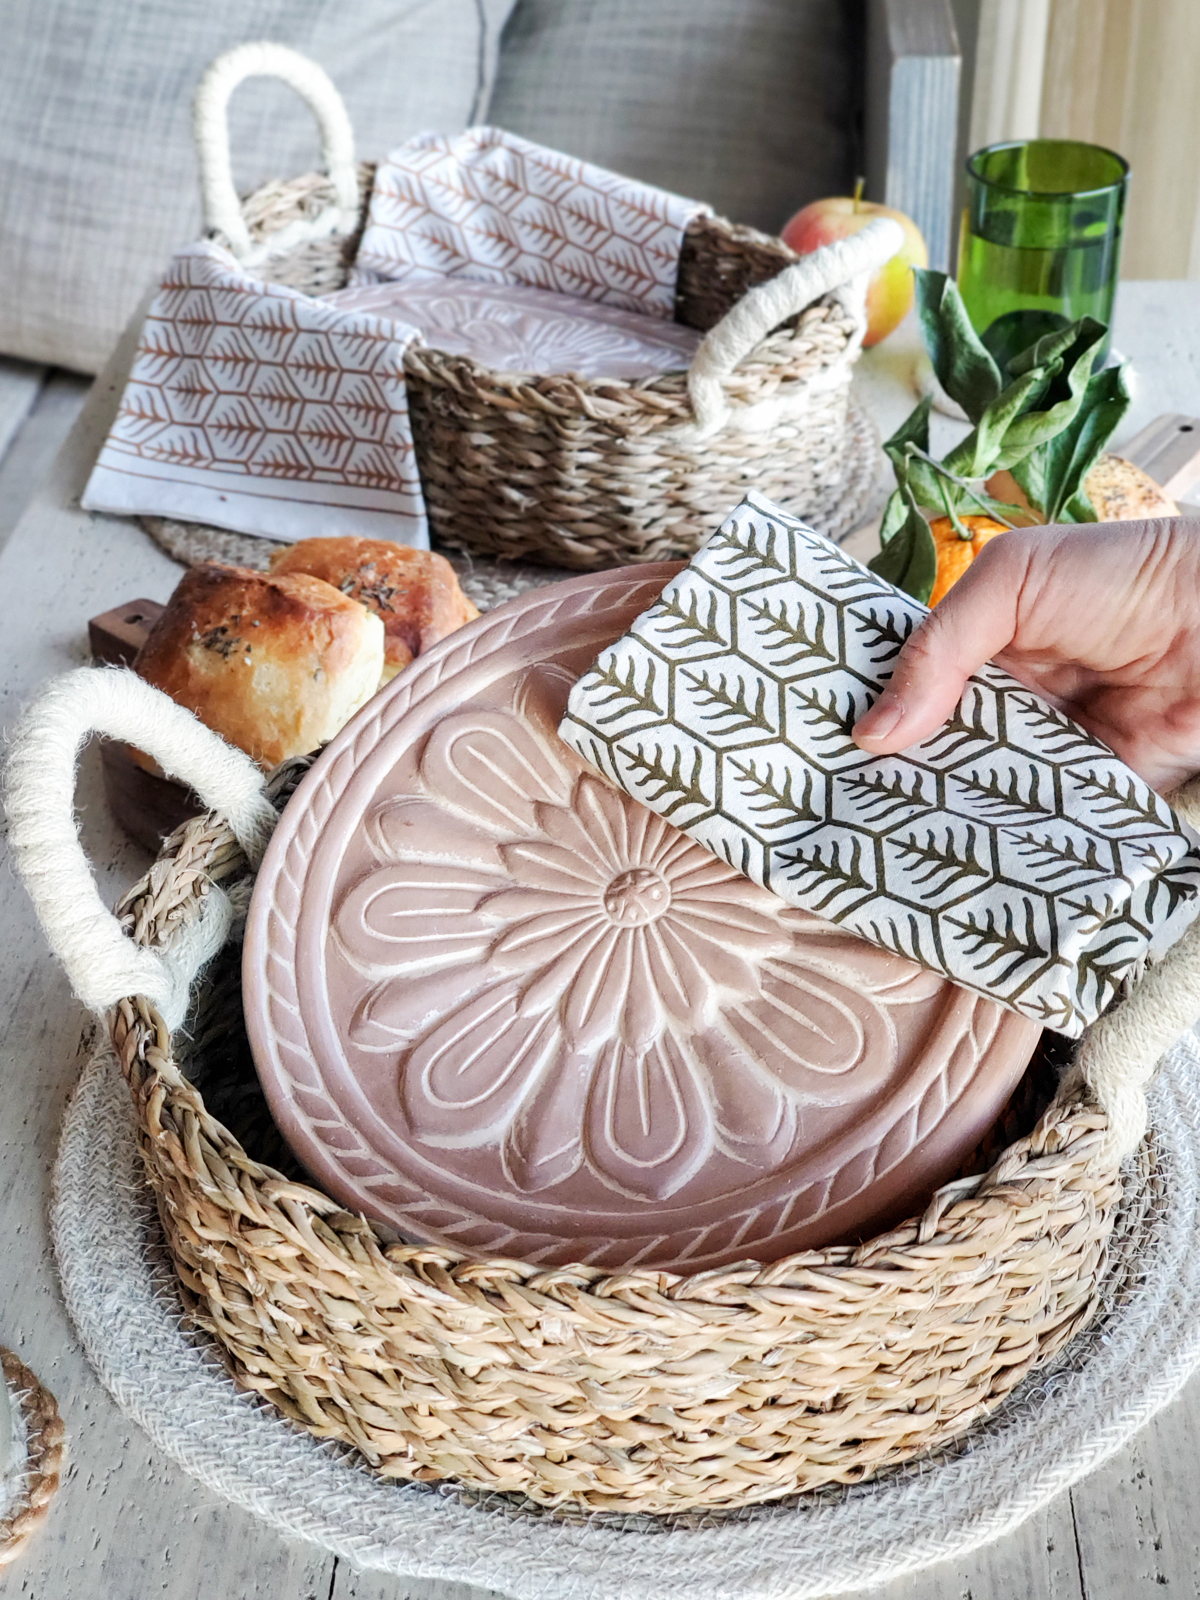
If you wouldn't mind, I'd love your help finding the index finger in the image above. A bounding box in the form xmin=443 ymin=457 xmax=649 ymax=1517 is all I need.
xmin=853 ymin=531 xmax=1034 ymax=754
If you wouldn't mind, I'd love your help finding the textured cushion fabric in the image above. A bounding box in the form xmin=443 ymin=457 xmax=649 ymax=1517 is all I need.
xmin=0 ymin=0 xmax=517 ymax=374
xmin=487 ymin=0 xmax=857 ymax=237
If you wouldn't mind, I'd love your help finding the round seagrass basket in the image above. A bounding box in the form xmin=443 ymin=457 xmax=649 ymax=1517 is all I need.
xmin=11 ymin=667 xmax=1200 ymax=1517
xmin=161 ymin=45 xmax=895 ymax=571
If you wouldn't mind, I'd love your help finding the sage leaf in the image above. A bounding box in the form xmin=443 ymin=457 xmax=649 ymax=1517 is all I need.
xmin=879 ymin=488 xmax=909 ymax=546
xmin=942 ymin=364 xmax=1051 ymax=482
xmin=1013 ymin=360 xmax=1132 ymax=522
xmin=914 ymin=269 xmax=1002 ymax=423
xmin=868 ymin=487 xmax=936 ymax=605
xmin=992 ymin=320 xmax=1107 ymax=469
xmin=882 ymin=394 xmax=932 ymax=471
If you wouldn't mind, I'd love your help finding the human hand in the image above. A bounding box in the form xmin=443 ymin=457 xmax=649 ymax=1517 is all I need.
xmin=852 ymin=519 xmax=1200 ymax=793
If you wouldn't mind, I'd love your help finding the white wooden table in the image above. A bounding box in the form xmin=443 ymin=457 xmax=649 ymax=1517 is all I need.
xmin=2 ymin=283 xmax=1200 ymax=1599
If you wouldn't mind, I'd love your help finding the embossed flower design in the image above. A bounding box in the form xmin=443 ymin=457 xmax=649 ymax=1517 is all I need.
xmin=333 ymin=700 xmax=937 ymax=1204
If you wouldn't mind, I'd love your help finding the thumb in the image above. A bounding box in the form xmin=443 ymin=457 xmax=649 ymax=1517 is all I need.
xmin=853 ymin=539 xmax=1026 ymax=754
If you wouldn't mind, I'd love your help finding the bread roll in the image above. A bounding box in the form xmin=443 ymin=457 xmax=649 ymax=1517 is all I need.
xmin=1083 ymin=454 xmax=1179 ymax=521
xmin=269 ymin=537 xmax=479 ymax=681
xmin=134 ymin=563 xmax=385 ymax=769
xmin=986 ymin=456 xmax=1179 ymax=524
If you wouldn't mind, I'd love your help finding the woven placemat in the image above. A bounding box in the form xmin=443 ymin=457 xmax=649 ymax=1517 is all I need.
xmin=0 ymin=1349 xmax=65 ymax=1568
xmin=51 ymin=1029 xmax=1200 ymax=1599
xmin=138 ymin=399 xmax=883 ymax=610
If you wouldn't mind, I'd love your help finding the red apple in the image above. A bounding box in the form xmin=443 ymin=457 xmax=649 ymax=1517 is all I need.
xmin=781 ymin=181 xmax=928 ymax=347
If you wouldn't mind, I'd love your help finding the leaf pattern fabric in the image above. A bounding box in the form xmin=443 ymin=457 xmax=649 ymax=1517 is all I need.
xmin=559 ymin=492 xmax=1200 ymax=1037
xmin=354 ymin=126 xmax=708 ymax=318
xmin=82 ymin=242 xmax=428 ymax=545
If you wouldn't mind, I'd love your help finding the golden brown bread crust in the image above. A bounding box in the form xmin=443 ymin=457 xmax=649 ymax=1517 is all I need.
xmin=985 ymin=456 xmax=1179 ymax=525
xmin=269 ymin=537 xmax=479 ymax=680
xmin=1083 ymin=454 xmax=1180 ymax=521
xmin=133 ymin=563 xmax=384 ymax=769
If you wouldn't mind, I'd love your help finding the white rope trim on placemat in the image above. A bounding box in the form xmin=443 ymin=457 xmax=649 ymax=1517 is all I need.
xmin=51 ymin=1030 xmax=1200 ymax=1600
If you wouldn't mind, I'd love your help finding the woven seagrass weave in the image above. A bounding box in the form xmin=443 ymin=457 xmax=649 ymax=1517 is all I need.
xmin=101 ymin=780 xmax=1125 ymax=1516
xmin=209 ymin=167 xmax=873 ymax=569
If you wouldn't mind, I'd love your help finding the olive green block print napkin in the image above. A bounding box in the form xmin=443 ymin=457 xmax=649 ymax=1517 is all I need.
xmin=559 ymin=492 xmax=1200 ymax=1037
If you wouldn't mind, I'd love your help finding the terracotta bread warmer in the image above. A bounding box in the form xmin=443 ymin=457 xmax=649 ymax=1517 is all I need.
xmin=243 ymin=569 xmax=1043 ymax=1271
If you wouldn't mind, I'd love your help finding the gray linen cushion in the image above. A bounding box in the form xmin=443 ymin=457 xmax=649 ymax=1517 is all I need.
xmin=0 ymin=0 xmax=517 ymax=374
xmin=487 ymin=0 xmax=857 ymax=236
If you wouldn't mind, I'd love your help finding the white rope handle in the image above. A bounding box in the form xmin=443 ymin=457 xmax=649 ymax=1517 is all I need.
xmin=5 ymin=669 xmax=277 ymax=1029
xmin=687 ymin=216 xmax=905 ymax=439
xmin=193 ymin=41 xmax=358 ymax=263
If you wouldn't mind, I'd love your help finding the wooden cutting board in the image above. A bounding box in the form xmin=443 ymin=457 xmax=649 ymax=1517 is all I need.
xmin=88 ymin=598 xmax=207 ymax=854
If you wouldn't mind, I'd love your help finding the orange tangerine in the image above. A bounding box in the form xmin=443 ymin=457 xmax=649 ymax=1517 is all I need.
xmin=928 ymin=514 xmax=1008 ymax=606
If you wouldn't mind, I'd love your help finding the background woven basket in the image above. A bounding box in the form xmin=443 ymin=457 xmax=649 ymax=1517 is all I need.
xmin=214 ymin=164 xmax=875 ymax=569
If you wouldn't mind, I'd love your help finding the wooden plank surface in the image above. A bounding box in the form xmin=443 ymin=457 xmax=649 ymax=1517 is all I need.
xmin=1 ymin=282 xmax=1200 ymax=1598
xmin=0 ymin=372 xmax=91 ymax=557
xmin=0 ymin=357 xmax=46 ymax=464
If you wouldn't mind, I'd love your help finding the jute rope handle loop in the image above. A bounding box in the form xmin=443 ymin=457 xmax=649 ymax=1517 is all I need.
xmin=4 ymin=669 xmax=277 ymax=1029
xmin=687 ymin=216 xmax=905 ymax=439
xmin=194 ymin=41 xmax=358 ymax=265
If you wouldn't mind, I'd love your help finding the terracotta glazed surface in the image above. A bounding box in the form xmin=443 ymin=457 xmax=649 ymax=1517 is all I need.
xmin=244 ymin=569 xmax=1042 ymax=1270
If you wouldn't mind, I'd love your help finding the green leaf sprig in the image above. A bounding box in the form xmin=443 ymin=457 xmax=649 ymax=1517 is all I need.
xmin=869 ymin=271 xmax=1132 ymax=605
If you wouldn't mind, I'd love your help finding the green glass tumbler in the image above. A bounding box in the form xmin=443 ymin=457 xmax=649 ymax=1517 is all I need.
xmin=957 ymin=139 xmax=1129 ymax=375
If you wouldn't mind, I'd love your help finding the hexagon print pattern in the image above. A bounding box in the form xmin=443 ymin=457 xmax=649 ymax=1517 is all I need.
xmin=82 ymin=242 xmax=427 ymax=544
xmin=561 ymin=491 xmax=1200 ymax=1037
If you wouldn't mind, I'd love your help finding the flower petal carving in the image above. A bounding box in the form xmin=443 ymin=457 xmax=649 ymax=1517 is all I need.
xmin=335 ymin=864 xmax=497 ymax=977
xmin=368 ymin=797 xmax=505 ymax=871
xmin=419 ymin=708 xmax=573 ymax=834
xmin=350 ymin=961 xmax=489 ymax=1051
xmin=401 ymin=980 xmax=559 ymax=1148
xmin=502 ymin=1050 xmax=589 ymax=1193
xmin=501 ymin=838 xmax=607 ymax=896
xmin=724 ymin=958 xmax=896 ymax=1104
xmin=694 ymin=1034 xmax=797 ymax=1159
xmin=583 ymin=1034 xmax=712 ymax=1200
xmin=333 ymin=702 xmax=971 ymax=1209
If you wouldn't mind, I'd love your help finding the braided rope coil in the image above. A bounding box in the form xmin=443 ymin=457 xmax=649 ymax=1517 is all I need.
xmin=10 ymin=670 xmax=1200 ymax=1512
xmin=0 ymin=1350 xmax=65 ymax=1568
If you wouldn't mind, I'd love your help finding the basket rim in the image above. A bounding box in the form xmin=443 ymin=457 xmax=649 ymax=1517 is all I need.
xmin=90 ymin=726 xmax=1124 ymax=1513
xmin=61 ymin=1012 xmax=1189 ymax=1581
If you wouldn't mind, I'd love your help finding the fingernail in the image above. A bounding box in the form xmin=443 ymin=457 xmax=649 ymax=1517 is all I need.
xmin=855 ymin=698 xmax=904 ymax=746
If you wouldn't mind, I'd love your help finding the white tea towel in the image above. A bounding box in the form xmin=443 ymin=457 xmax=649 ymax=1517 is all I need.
xmin=559 ymin=492 xmax=1200 ymax=1036
xmin=83 ymin=123 xmax=709 ymax=546
xmin=82 ymin=241 xmax=427 ymax=545
xmin=353 ymin=126 xmax=709 ymax=317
